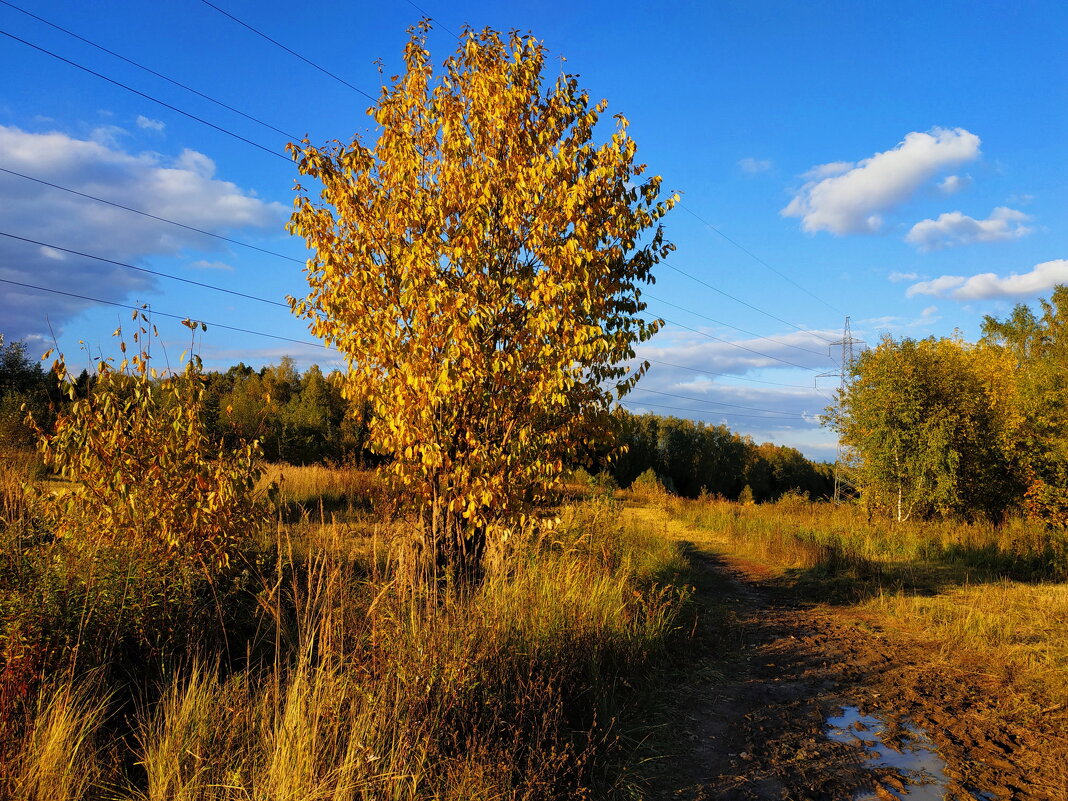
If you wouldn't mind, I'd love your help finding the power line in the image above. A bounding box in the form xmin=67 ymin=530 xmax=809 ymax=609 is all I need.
xmin=631 ymin=386 xmax=803 ymax=417
xmin=399 ymin=0 xmax=844 ymax=331
xmin=0 ymin=231 xmax=290 ymax=309
xmin=0 ymin=27 xmax=289 ymax=162
xmin=662 ymin=260 xmax=836 ymax=344
xmin=0 ymin=167 xmax=303 ymax=265
xmin=199 ymin=0 xmax=376 ymax=102
xmin=642 ymin=291 xmax=828 ymax=358
xmin=0 ymin=277 xmax=329 ymax=350
xmin=678 ymin=203 xmax=845 ymax=317
xmin=653 ymin=315 xmax=819 ymax=371
xmin=401 ymin=0 xmax=461 ymax=39
xmin=0 ymin=0 xmax=301 ymax=142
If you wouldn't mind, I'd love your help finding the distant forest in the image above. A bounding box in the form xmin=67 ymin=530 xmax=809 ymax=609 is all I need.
xmin=0 ymin=341 xmax=832 ymax=503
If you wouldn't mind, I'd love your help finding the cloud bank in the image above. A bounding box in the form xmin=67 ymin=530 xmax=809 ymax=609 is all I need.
xmin=782 ymin=127 xmax=981 ymax=235
xmin=905 ymin=206 xmax=1031 ymax=251
xmin=0 ymin=125 xmax=285 ymax=341
xmin=907 ymin=260 xmax=1068 ymax=300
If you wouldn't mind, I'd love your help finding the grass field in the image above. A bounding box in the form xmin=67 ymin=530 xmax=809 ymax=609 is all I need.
xmin=0 ymin=462 xmax=690 ymax=800
xmin=654 ymin=490 xmax=1068 ymax=710
xmin=4 ymin=458 xmax=1067 ymax=797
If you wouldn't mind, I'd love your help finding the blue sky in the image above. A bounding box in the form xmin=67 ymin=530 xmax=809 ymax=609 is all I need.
xmin=1 ymin=0 xmax=1066 ymax=459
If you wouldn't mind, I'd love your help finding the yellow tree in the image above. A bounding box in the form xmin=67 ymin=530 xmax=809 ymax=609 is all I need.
xmin=287 ymin=23 xmax=676 ymax=581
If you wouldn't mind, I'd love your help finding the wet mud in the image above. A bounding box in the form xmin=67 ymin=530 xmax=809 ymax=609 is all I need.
xmin=639 ymin=544 xmax=1068 ymax=801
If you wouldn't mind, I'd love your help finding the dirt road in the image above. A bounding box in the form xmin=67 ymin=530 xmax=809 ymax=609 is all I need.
xmin=634 ymin=513 xmax=1068 ymax=801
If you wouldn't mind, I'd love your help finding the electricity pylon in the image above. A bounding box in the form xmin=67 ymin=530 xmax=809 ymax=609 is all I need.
xmin=817 ymin=317 xmax=865 ymax=504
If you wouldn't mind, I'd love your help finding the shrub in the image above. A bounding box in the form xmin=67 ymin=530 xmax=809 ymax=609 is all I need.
xmin=29 ymin=317 xmax=271 ymax=573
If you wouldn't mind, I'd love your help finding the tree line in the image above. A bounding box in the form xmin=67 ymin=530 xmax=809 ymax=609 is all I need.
xmin=608 ymin=411 xmax=834 ymax=501
xmin=1 ymin=336 xmax=832 ymax=501
xmin=829 ymin=285 xmax=1068 ymax=526
xmin=0 ymin=345 xmax=372 ymax=465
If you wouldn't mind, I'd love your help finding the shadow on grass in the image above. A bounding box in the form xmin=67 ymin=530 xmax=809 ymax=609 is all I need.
xmin=737 ymin=538 xmax=1067 ymax=607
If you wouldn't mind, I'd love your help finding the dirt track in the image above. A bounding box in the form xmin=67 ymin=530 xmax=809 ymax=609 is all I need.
xmin=638 ymin=535 xmax=1068 ymax=801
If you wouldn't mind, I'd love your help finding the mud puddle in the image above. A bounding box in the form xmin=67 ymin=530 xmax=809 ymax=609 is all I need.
xmin=827 ymin=706 xmax=996 ymax=800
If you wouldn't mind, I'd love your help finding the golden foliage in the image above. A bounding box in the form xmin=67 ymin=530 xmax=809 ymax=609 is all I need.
xmin=287 ymin=23 xmax=676 ymax=575
xmin=29 ymin=316 xmax=270 ymax=570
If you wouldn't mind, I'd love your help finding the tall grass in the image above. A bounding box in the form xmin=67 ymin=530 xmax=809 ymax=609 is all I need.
xmin=261 ymin=463 xmax=388 ymax=519
xmin=0 ymin=457 xmax=688 ymax=800
xmin=2 ymin=682 xmax=109 ymax=801
xmin=656 ymin=490 xmax=1068 ymax=710
xmin=665 ymin=492 xmax=1068 ymax=583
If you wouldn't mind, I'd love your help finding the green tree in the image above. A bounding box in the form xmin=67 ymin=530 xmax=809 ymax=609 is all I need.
xmin=827 ymin=335 xmax=1021 ymax=521
xmin=982 ymin=285 xmax=1068 ymax=526
xmin=0 ymin=335 xmax=51 ymax=453
xmin=287 ymin=24 xmax=676 ymax=581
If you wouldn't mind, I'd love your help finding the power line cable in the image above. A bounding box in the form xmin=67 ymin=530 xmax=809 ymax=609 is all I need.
xmin=0 ymin=277 xmax=330 ymax=349
xmin=0 ymin=27 xmax=289 ymax=162
xmin=0 ymin=0 xmax=301 ymax=142
xmin=662 ymin=260 xmax=836 ymax=344
xmin=401 ymin=0 xmax=461 ymax=38
xmin=678 ymin=203 xmax=845 ymax=316
xmin=0 ymin=167 xmax=303 ymax=265
xmin=198 ymin=0 xmax=376 ymax=102
xmin=642 ymin=291 xmax=828 ymax=358
xmin=0 ymin=231 xmax=290 ymax=308
xmin=400 ymin=0 xmax=844 ymax=330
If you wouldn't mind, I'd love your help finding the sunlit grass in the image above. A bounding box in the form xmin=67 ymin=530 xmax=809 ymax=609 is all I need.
xmin=0 ymin=468 xmax=689 ymax=800
xmin=653 ymin=490 xmax=1068 ymax=711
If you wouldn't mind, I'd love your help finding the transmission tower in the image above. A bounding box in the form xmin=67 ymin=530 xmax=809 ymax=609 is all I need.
xmin=817 ymin=317 xmax=865 ymax=504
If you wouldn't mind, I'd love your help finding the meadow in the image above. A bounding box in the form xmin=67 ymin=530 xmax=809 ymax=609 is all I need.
xmin=657 ymin=489 xmax=1068 ymax=711
xmin=0 ymin=458 xmax=689 ymax=800
xmin=3 ymin=456 xmax=1067 ymax=799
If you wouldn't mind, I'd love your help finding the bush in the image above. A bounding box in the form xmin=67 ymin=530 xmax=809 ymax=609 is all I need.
xmin=29 ymin=318 xmax=272 ymax=572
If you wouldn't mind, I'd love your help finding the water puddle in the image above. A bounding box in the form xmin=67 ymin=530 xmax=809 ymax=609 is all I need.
xmin=826 ymin=706 xmax=996 ymax=800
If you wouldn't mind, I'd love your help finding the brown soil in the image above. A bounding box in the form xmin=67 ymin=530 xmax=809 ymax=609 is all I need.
xmin=638 ymin=544 xmax=1068 ymax=801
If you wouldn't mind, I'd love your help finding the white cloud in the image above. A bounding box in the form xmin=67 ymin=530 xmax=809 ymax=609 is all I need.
xmin=88 ymin=124 xmax=128 ymax=148
xmin=858 ymin=305 xmax=939 ymax=331
xmin=136 ymin=115 xmax=166 ymax=132
xmin=888 ymin=271 xmax=919 ymax=283
xmin=905 ymin=206 xmax=1031 ymax=251
xmin=739 ymin=157 xmax=773 ymax=174
xmin=783 ymin=127 xmax=982 ymax=235
xmin=938 ymin=174 xmax=971 ymax=194
xmin=638 ymin=327 xmax=836 ymax=375
xmin=0 ymin=125 xmax=286 ymax=340
xmin=907 ymin=260 xmax=1068 ymax=301
xmin=802 ymin=161 xmax=854 ymax=181
xmin=189 ymin=259 xmax=233 ymax=271
xmin=620 ymin=337 xmax=837 ymax=459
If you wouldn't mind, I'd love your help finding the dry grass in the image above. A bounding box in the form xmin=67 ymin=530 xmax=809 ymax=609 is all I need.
xmin=2 ymin=682 xmax=109 ymax=801
xmin=652 ymin=490 xmax=1068 ymax=711
xmin=0 ymin=474 xmax=688 ymax=799
xmin=261 ymin=463 xmax=386 ymax=510
xmin=864 ymin=581 xmax=1068 ymax=707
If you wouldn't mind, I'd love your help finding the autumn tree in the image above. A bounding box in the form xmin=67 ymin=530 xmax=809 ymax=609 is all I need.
xmin=826 ymin=335 xmax=1022 ymax=522
xmin=287 ymin=23 xmax=676 ymax=580
xmin=982 ymin=285 xmax=1068 ymax=527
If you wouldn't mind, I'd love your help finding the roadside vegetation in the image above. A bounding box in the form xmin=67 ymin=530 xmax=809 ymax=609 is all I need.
xmin=656 ymin=489 xmax=1068 ymax=711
